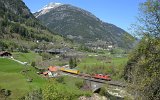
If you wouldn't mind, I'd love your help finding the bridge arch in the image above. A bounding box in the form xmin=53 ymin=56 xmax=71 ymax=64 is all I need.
xmin=93 ymin=87 xmax=101 ymax=93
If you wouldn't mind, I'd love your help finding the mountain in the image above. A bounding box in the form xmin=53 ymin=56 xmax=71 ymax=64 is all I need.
xmin=0 ymin=0 xmax=69 ymax=51
xmin=34 ymin=3 xmax=135 ymax=49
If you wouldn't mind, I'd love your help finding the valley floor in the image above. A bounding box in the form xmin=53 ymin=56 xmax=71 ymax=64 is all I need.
xmin=0 ymin=51 xmax=130 ymax=99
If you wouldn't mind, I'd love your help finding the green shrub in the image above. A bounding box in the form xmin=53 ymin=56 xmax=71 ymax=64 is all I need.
xmin=42 ymin=81 xmax=91 ymax=100
xmin=75 ymin=81 xmax=84 ymax=89
xmin=99 ymin=87 xmax=106 ymax=96
xmin=55 ymin=76 xmax=65 ymax=84
xmin=31 ymin=61 xmax=36 ymax=67
xmin=19 ymin=89 xmax=42 ymax=100
xmin=69 ymin=57 xmax=77 ymax=69
xmin=40 ymin=53 xmax=52 ymax=60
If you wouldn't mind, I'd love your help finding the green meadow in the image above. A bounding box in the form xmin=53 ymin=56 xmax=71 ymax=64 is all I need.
xmin=12 ymin=52 xmax=42 ymax=63
xmin=0 ymin=58 xmax=45 ymax=99
xmin=0 ymin=57 xmax=91 ymax=99
xmin=77 ymin=55 xmax=128 ymax=80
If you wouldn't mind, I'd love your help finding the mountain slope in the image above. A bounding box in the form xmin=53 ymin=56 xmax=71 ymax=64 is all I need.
xmin=34 ymin=3 xmax=135 ymax=49
xmin=0 ymin=0 xmax=68 ymax=51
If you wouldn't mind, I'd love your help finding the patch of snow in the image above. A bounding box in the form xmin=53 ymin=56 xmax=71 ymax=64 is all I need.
xmin=36 ymin=2 xmax=63 ymax=18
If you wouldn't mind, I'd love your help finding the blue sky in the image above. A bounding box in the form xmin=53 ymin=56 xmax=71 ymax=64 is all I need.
xmin=23 ymin=0 xmax=146 ymax=33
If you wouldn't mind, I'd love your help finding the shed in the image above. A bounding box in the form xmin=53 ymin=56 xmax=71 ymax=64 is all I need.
xmin=0 ymin=51 xmax=12 ymax=57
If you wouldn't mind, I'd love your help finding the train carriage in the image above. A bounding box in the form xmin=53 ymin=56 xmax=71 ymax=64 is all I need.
xmin=60 ymin=67 xmax=80 ymax=74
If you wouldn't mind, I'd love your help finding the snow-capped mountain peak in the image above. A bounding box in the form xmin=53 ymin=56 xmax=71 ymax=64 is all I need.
xmin=35 ymin=2 xmax=63 ymax=18
xmin=42 ymin=2 xmax=63 ymax=10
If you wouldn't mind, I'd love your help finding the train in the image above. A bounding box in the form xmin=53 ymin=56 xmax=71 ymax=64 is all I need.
xmin=92 ymin=74 xmax=111 ymax=81
xmin=59 ymin=67 xmax=111 ymax=81
xmin=60 ymin=67 xmax=80 ymax=74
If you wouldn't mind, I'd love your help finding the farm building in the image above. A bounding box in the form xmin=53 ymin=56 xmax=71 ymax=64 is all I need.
xmin=43 ymin=66 xmax=59 ymax=77
xmin=48 ymin=66 xmax=58 ymax=72
xmin=0 ymin=51 xmax=12 ymax=57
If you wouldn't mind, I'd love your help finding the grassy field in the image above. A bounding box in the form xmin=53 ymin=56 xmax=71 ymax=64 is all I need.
xmin=0 ymin=57 xmax=91 ymax=99
xmin=62 ymin=76 xmax=85 ymax=89
xmin=12 ymin=52 xmax=42 ymax=64
xmin=0 ymin=58 xmax=46 ymax=99
xmin=57 ymin=76 xmax=91 ymax=94
xmin=77 ymin=54 xmax=128 ymax=80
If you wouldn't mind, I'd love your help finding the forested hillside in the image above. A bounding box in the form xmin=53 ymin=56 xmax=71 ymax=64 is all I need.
xmin=124 ymin=0 xmax=160 ymax=99
xmin=0 ymin=0 xmax=69 ymax=51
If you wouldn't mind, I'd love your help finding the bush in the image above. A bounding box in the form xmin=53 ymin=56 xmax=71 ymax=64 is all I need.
xmin=31 ymin=61 xmax=36 ymax=67
xmin=19 ymin=89 xmax=42 ymax=100
xmin=69 ymin=57 xmax=77 ymax=69
xmin=4 ymin=89 xmax=11 ymax=96
xmin=69 ymin=57 xmax=74 ymax=69
xmin=55 ymin=76 xmax=65 ymax=84
xmin=42 ymin=81 xmax=91 ymax=100
xmin=75 ymin=81 xmax=84 ymax=89
xmin=99 ymin=87 xmax=106 ymax=96
xmin=19 ymin=47 xmax=29 ymax=53
xmin=40 ymin=53 xmax=52 ymax=60
xmin=0 ymin=88 xmax=11 ymax=98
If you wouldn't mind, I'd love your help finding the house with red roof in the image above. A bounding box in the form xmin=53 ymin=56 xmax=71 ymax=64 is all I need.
xmin=43 ymin=66 xmax=59 ymax=77
xmin=48 ymin=66 xmax=57 ymax=72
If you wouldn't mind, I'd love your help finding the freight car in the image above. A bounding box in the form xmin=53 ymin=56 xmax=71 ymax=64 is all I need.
xmin=92 ymin=74 xmax=111 ymax=81
xmin=60 ymin=67 xmax=80 ymax=74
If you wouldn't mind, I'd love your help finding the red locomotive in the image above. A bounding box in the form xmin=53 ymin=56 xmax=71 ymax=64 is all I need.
xmin=92 ymin=74 xmax=111 ymax=81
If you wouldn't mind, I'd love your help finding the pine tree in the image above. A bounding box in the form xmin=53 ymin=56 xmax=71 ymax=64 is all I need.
xmin=69 ymin=57 xmax=74 ymax=69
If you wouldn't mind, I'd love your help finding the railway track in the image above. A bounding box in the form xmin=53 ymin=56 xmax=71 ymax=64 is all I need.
xmin=60 ymin=71 xmax=131 ymax=98
xmin=61 ymin=71 xmax=127 ymax=87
